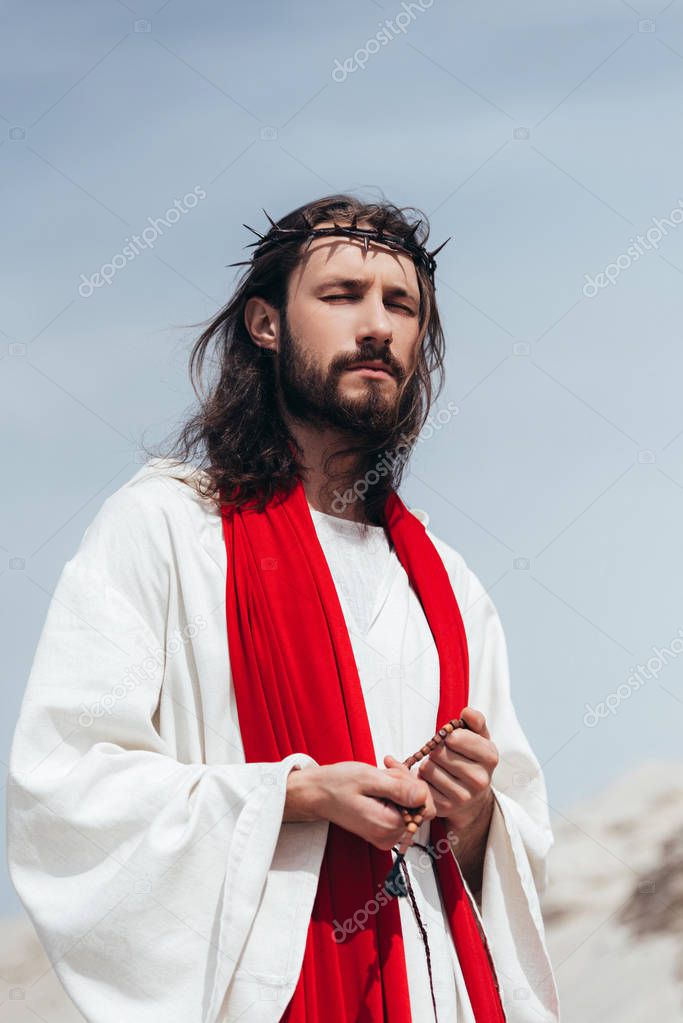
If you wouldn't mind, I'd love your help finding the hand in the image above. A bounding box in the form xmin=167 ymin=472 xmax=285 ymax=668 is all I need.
xmin=416 ymin=706 xmax=498 ymax=831
xmin=382 ymin=754 xmax=438 ymax=853
xmin=284 ymin=761 xmax=436 ymax=853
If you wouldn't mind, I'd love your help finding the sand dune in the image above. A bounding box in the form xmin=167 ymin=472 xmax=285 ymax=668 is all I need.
xmin=541 ymin=759 xmax=683 ymax=1022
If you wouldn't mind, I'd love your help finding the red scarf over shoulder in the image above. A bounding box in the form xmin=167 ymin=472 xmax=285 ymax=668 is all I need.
xmin=221 ymin=478 xmax=506 ymax=1021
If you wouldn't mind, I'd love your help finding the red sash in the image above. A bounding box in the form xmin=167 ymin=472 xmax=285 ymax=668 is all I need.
xmin=221 ymin=478 xmax=506 ymax=1021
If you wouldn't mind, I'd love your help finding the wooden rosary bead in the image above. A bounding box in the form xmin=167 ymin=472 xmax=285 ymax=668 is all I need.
xmin=384 ymin=717 xmax=471 ymax=895
xmin=391 ymin=717 xmax=469 ymax=823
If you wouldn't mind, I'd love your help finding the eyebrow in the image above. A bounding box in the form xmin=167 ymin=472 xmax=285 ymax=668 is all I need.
xmin=316 ymin=276 xmax=420 ymax=306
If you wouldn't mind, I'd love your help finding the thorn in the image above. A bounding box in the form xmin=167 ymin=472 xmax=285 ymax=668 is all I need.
xmin=427 ymin=236 xmax=451 ymax=259
xmin=243 ymin=223 xmax=265 ymax=240
xmin=262 ymin=209 xmax=280 ymax=230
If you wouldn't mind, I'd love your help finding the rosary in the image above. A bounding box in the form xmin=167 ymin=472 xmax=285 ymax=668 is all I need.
xmin=382 ymin=715 xmax=470 ymax=1023
xmin=383 ymin=715 xmax=469 ymax=896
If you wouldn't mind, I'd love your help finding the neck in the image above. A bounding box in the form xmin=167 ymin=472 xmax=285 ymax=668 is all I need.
xmin=286 ymin=419 xmax=376 ymax=524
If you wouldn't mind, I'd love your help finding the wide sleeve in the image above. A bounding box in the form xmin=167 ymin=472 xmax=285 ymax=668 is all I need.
xmin=6 ymin=485 xmax=325 ymax=1023
xmin=462 ymin=566 xmax=561 ymax=1022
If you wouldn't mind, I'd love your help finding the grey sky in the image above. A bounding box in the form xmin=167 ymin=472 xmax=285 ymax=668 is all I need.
xmin=2 ymin=0 xmax=683 ymax=915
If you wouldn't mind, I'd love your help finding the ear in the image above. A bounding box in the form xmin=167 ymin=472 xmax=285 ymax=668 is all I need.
xmin=243 ymin=296 xmax=281 ymax=353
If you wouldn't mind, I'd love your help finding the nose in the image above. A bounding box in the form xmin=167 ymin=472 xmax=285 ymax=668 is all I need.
xmin=355 ymin=293 xmax=393 ymax=350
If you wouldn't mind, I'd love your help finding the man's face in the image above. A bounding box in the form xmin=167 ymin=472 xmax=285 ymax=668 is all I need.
xmin=276 ymin=223 xmax=424 ymax=435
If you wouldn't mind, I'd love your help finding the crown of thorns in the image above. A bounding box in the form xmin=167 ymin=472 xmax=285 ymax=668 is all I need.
xmin=226 ymin=209 xmax=451 ymax=281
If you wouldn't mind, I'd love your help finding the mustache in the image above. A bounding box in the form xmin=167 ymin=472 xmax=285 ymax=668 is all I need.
xmin=338 ymin=349 xmax=404 ymax=380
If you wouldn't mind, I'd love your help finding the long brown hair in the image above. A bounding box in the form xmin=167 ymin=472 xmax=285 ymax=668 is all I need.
xmin=145 ymin=193 xmax=447 ymax=525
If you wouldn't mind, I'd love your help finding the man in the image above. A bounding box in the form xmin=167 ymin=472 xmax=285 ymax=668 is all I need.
xmin=7 ymin=195 xmax=560 ymax=1022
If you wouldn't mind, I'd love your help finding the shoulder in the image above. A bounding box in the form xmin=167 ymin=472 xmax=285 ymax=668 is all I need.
xmin=85 ymin=457 xmax=216 ymax=538
xmin=71 ymin=457 xmax=220 ymax=594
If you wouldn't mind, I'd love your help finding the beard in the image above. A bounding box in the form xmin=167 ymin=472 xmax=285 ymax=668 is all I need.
xmin=275 ymin=311 xmax=420 ymax=444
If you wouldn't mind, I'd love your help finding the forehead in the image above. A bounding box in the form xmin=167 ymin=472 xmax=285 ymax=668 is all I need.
xmin=290 ymin=221 xmax=420 ymax=293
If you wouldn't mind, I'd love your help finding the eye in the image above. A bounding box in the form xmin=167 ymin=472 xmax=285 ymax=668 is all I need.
xmin=322 ymin=294 xmax=414 ymax=314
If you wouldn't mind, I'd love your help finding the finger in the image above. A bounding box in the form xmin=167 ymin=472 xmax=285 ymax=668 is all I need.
xmin=441 ymin=730 xmax=499 ymax=769
xmin=460 ymin=706 xmax=490 ymax=739
xmin=383 ymin=754 xmax=409 ymax=772
xmin=430 ymin=739 xmax=499 ymax=774
xmin=418 ymin=758 xmax=472 ymax=803
xmin=421 ymin=786 xmax=437 ymax=821
xmin=424 ymin=752 xmax=492 ymax=795
xmin=363 ymin=769 xmax=429 ymax=809
xmin=365 ymin=795 xmax=408 ymax=833
xmin=431 ymin=790 xmax=455 ymax=818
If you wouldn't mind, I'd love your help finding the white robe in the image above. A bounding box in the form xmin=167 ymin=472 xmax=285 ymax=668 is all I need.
xmin=7 ymin=458 xmax=561 ymax=1023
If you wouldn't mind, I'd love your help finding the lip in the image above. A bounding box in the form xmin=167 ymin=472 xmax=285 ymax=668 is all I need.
xmin=346 ymin=364 xmax=394 ymax=379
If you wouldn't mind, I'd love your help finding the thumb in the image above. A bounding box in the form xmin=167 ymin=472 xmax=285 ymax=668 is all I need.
xmin=364 ymin=768 xmax=426 ymax=807
xmin=383 ymin=756 xmax=417 ymax=796
xmin=398 ymin=775 xmax=427 ymax=807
